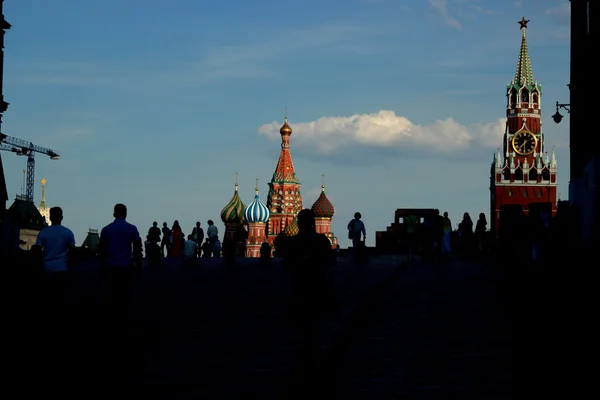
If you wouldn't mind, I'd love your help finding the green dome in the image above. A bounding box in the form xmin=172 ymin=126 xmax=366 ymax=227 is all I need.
xmin=221 ymin=184 xmax=246 ymax=224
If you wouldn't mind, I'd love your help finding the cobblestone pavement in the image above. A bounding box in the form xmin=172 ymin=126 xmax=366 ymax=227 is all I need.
xmin=332 ymin=259 xmax=512 ymax=399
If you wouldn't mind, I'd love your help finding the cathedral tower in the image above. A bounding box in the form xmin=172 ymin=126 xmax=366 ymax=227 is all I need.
xmin=220 ymin=173 xmax=247 ymax=255
xmin=490 ymin=17 xmax=557 ymax=238
xmin=244 ymin=179 xmax=270 ymax=257
xmin=311 ymin=174 xmax=338 ymax=248
xmin=266 ymin=116 xmax=303 ymax=243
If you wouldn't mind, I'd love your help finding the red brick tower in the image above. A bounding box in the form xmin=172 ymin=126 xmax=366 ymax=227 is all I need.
xmin=490 ymin=17 xmax=557 ymax=238
xmin=311 ymin=174 xmax=339 ymax=248
xmin=266 ymin=116 xmax=303 ymax=243
xmin=243 ymin=179 xmax=270 ymax=257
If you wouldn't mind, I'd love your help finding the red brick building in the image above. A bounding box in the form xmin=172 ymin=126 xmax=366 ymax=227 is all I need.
xmin=490 ymin=18 xmax=558 ymax=238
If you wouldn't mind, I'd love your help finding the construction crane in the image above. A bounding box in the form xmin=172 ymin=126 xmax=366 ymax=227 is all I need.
xmin=0 ymin=132 xmax=59 ymax=203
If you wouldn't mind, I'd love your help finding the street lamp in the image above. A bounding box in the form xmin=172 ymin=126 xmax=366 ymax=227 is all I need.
xmin=552 ymin=101 xmax=571 ymax=124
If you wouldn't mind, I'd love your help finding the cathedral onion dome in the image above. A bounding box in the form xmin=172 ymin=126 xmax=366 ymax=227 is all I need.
xmin=221 ymin=182 xmax=246 ymax=224
xmin=282 ymin=217 xmax=299 ymax=236
xmin=244 ymin=182 xmax=270 ymax=223
xmin=280 ymin=117 xmax=292 ymax=135
xmin=311 ymin=185 xmax=334 ymax=218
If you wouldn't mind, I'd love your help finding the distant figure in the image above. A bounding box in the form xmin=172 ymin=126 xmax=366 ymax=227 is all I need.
xmin=201 ymin=238 xmax=212 ymax=258
xmin=212 ymin=235 xmax=221 ymax=258
xmin=285 ymin=209 xmax=336 ymax=395
xmin=259 ymin=242 xmax=272 ymax=265
xmin=442 ymin=212 xmax=453 ymax=258
xmin=170 ymin=220 xmax=184 ymax=258
xmin=161 ymin=222 xmax=171 ymax=257
xmin=347 ymin=212 xmax=367 ymax=262
xmin=475 ymin=213 xmax=487 ymax=254
xmin=182 ymin=234 xmax=198 ymax=267
xmin=34 ymin=206 xmax=76 ymax=317
xmin=98 ymin=203 xmax=143 ymax=317
xmin=147 ymin=221 xmax=161 ymax=246
xmin=433 ymin=209 xmax=445 ymax=260
xmin=191 ymin=221 xmax=204 ymax=245
xmin=207 ymin=220 xmax=218 ymax=242
xmin=459 ymin=212 xmax=474 ymax=256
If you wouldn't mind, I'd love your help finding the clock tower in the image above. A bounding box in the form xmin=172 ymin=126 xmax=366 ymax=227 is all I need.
xmin=490 ymin=17 xmax=557 ymax=238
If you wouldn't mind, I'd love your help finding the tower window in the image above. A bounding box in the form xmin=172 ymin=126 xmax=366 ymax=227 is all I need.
xmin=523 ymin=189 xmax=528 ymax=197
xmin=538 ymin=189 xmax=542 ymax=197
xmin=510 ymin=89 xmax=517 ymax=108
xmin=521 ymin=89 xmax=529 ymax=103
xmin=508 ymin=189 xmax=513 ymax=197
xmin=532 ymin=93 xmax=538 ymax=105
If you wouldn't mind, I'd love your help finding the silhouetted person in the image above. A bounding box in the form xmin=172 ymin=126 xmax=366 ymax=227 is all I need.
xmin=284 ymin=209 xmax=335 ymax=396
xmin=347 ymin=212 xmax=366 ymax=262
xmin=98 ymin=203 xmax=142 ymax=318
xmin=34 ymin=206 xmax=76 ymax=315
xmin=170 ymin=220 xmax=184 ymax=257
xmin=475 ymin=212 xmax=488 ymax=255
xmin=191 ymin=221 xmax=204 ymax=244
xmin=97 ymin=203 xmax=142 ymax=387
xmin=147 ymin=221 xmax=161 ymax=245
xmin=442 ymin=211 xmax=453 ymax=259
xmin=182 ymin=234 xmax=198 ymax=267
xmin=201 ymin=238 xmax=212 ymax=258
xmin=259 ymin=242 xmax=272 ymax=265
xmin=161 ymin=222 xmax=171 ymax=257
xmin=459 ymin=212 xmax=474 ymax=257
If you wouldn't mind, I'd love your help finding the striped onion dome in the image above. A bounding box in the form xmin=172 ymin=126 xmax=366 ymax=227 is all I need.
xmin=282 ymin=217 xmax=299 ymax=236
xmin=244 ymin=183 xmax=270 ymax=223
xmin=311 ymin=184 xmax=334 ymax=218
xmin=220 ymin=183 xmax=246 ymax=224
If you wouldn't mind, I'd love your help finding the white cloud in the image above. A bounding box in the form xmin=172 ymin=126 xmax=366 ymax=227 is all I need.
xmin=258 ymin=110 xmax=505 ymax=159
xmin=428 ymin=0 xmax=462 ymax=30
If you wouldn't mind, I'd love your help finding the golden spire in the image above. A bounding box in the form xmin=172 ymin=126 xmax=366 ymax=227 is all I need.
xmin=40 ymin=178 xmax=47 ymax=208
xmin=280 ymin=108 xmax=292 ymax=135
xmin=255 ymin=177 xmax=259 ymax=195
xmin=321 ymin=173 xmax=325 ymax=192
xmin=235 ymin=172 xmax=239 ymax=191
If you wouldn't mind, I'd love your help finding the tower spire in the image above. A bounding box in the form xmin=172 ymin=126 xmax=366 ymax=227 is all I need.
xmin=40 ymin=178 xmax=46 ymax=208
xmin=514 ymin=17 xmax=534 ymax=86
xmin=255 ymin=177 xmax=259 ymax=195
xmin=235 ymin=172 xmax=239 ymax=191
xmin=321 ymin=173 xmax=325 ymax=192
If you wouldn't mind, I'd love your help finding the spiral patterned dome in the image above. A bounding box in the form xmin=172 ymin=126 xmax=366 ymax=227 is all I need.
xmin=311 ymin=185 xmax=335 ymax=218
xmin=244 ymin=184 xmax=270 ymax=223
xmin=282 ymin=217 xmax=299 ymax=236
xmin=221 ymin=183 xmax=246 ymax=224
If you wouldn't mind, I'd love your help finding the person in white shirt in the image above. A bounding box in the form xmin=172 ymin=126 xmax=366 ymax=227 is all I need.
xmin=182 ymin=234 xmax=198 ymax=267
xmin=34 ymin=207 xmax=76 ymax=314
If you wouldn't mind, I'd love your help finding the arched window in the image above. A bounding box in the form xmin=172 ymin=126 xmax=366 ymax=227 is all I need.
xmin=521 ymin=89 xmax=529 ymax=104
xmin=508 ymin=189 xmax=513 ymax=197
xmin=532 ymin=93 xmax=538 ymax=105
xmin=523 ymin=189 xmax=528 ymax=197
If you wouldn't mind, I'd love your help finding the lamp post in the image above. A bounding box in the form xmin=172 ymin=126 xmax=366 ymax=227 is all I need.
xmin=552 ymin=101 xmax=571 ymax=124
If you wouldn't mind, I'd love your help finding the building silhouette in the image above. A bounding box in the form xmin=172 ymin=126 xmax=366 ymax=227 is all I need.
xmin=490 ymin=18 xmax=557 ymax=238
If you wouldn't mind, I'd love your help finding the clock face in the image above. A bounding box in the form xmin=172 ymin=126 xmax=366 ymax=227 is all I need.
xmin=512 ymin=131 xmax=537 ymax=155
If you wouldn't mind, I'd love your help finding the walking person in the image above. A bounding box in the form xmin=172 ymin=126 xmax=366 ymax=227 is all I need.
xmin=98 ymin=203 xmax=143 ymax=318
xmin=97 ymin=203 xmax=143 ymax=388
xmin=442 ymin=212 xmax=453 ymax=260
xmin=285 ymin=209 xmax=336 ymax=397
xmin=34 ymin=206 xmax=76 ymax=324
xmin=347 ymin=212 xmax=366 ymax=262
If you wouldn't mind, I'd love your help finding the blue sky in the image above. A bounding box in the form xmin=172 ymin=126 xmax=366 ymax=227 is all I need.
xmin=2 ymin=0 xmax=571 ymax=245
